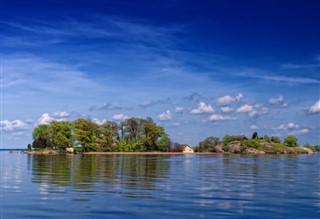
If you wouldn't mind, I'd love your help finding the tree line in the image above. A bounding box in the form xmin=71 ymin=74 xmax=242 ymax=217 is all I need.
xmin=31 ymin=117 xmax=171 ymax=152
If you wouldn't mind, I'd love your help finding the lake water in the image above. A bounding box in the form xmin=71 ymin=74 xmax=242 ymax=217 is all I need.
xmin=0 ymin=152 xmax=319 ymax=219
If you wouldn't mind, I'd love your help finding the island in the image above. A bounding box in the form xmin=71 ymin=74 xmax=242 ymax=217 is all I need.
xmin=27 ymin=117 xmax=319 ymax=155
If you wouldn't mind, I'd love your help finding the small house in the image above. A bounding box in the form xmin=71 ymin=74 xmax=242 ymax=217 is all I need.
xmin=183 ymin=145 xmax=194 ymax=153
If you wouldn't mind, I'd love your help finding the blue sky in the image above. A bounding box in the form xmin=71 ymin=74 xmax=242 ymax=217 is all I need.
xmin=1 ymin=0 xmax=320 ymax=148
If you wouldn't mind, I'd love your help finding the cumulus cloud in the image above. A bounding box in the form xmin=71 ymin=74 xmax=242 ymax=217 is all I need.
xmin=250 ymin=125 xmax=258 ymax=130
xmin=278 ymin=122 xmax=300 ymax=130
xmin=175 ymin=107 xmax=185 ymax=113
xmin=236 ymin=104 xmax=268 ymax=117
xmin=191 ymin=102 xmax=214 ymax=114
xmin=275 ymin=122 xmax=311 ymax=136
xmin=209 ymin=114 xmax=234 ymax=121
xmin=221 ymin=107 xmax=233 ymax=113
xmin=38 ymin=112 xmax=68 ymax=124
xmin=112 ymin=113 xmax=129 ymax=121
xmin=92 ymin=118 xmax=107 ymax=125
xmin=157 ymin=110 xmax=173 ymax=120
xmin=268 ymin=95 xmax=284 ymax=105
xmin=0 ymin=120 xmax=28 ymax=131
xmin=309 ymin=99 xmax=320 ymax=114
xmin=217 ymin=93 xmax=243 ymax=106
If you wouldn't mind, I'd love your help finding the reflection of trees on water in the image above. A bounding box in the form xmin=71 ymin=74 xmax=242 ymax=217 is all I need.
xmin=31 ymin=155 xmax=170 ymax=193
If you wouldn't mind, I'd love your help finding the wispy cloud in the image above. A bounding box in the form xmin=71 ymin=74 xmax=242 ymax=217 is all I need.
xmin=2 ymin=54 xmax=101 ymax=95
xmin=112 ymin=113 xmax=129 ymax=121
xmin=184 ymin=92 xmax=204 ymax=102
xmin=281 ymin=63 xmax=320 ymax=70
xmin=139 ymin=98 xmax=171 ymax=108
xmin=174 ymin=107 xmax=185 ymax=113
xmin=234 ymin=68 xmax=320 ymax=85
xmin=221 ymin=107 xmax=233 ymax=113
xmin=2 ymin=15 xmax=184 ymax=49
xmin=89 ymin=103 xmax=133 ymax=111
xmin=209 ymin=114 xmax=235 ymax=121
xmin=268 ymin=95 xmax=284 ymax=105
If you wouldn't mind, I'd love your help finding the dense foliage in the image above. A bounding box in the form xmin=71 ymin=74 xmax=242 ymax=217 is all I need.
xmin=31 ymin=117 xmax=171 ymax=152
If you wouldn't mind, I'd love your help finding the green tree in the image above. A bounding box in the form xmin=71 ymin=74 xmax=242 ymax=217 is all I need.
xmin=32 ymin=124 xmax=53 ymax=149
xmin=51 ymin=121 xmax=72 ymax=150
xmin=284 ymin=135 xmax=298 ymax=147
xmin=96 ymin=121 xmax=119 ymax=151
xmin=72 ymin=119 xmax=99 ymax=152
xmin=156 ymin=133 xmax=171 ymax=152
xmin=197 ymin=136 xmax=219 ymax=152
xmin=139 ymin=119 xmax=164 ymax=151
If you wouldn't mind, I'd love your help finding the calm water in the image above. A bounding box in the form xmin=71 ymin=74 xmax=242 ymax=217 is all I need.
xmin=0 ymin=152 xmax=319 ymax=219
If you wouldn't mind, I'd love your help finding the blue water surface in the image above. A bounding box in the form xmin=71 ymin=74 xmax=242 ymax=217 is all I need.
xmin=0 ymin=152 xmax=319 ymax=219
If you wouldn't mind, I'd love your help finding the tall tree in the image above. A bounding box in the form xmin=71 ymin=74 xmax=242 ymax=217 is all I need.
xmin=72 ymin=119 xmax=99 ymax=151
xmin=96 ymin=121 xmax=119 ymax=151
xmin=51 ymin=121 xmax=72 ymax=150
xmin=32 ymin=124 xmax=53 ymax=149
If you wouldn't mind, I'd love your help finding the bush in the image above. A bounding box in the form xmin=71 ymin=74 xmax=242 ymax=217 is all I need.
xmin=243 ymin=139 xmax=259 ymax=149
xmin=284 ymin=135 xmax=298 ymax=147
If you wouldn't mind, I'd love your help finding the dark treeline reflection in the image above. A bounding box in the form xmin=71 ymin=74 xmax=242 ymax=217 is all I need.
xmin=31 ymin=154 xmax=170 ymax=192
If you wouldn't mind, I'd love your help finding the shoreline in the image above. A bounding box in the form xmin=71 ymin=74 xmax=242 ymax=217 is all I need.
xmin=83 ymin=152 xmax=222 ymax=155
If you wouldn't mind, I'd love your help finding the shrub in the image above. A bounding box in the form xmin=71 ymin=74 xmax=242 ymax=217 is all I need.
xmin=284 ymin=135 xmax=298 ymax=147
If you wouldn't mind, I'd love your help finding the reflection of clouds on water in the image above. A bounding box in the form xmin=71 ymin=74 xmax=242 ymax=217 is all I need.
xmin=1 ymin=152 xmax=320 ymax=218
xmin=1 ymin=154 xmax=24 ymax=193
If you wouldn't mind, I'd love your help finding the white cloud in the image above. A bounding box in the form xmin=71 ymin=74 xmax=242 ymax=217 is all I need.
xmin=236 ymin=104 xmax=268 ymax=117
xmin=250 ymin=125 xmax=258 ymax=130
xmin=268 ymin=95 xmax=284 ymax=105
xmin=221 ymin=107 xmax=233 ymax=113
xmin=309 ymin=99 xmax=320 ymax=114
xmin=209 ymin=114 xmax=234 ymax=121
xmin=299 ymin=128 xmax=310 ymax=134
xmin=92 ymin=118 xmax=107 ymax=125
xmin=278 ymin=122 xmax=300 ymax=130
xmin=175 ymin=107 xmax=185 ymax=113
xmin=236 ymin=104 xmax=254 ymax=113
xmin=112 ymin=113 xmax=129 ymax=121
xmin=217 ymin=93 xmax=243 ymax=106
xmin=191 ymin=102 xmax=214 ymax=114
xmin=38 ymin=113 xmax=66 ymax=125
xmin=157 ymin=110 xmax=173 ymax=121
xmin=0 ymin=120 xmax=28 ymax=131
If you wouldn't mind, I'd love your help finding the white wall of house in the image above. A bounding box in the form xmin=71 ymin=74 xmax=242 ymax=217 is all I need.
xmin=183 ymin=146 xmax=194 ymax=153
